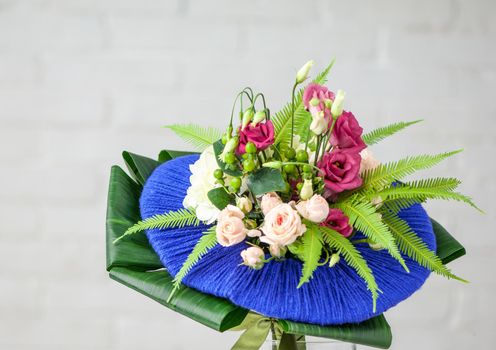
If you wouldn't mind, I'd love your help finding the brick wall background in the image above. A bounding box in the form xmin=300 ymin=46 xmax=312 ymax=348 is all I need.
xmin=0 ymin=0 xmax=494 ymax=349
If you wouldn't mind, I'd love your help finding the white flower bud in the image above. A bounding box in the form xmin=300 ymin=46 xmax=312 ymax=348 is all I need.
xmin=241 ymin=108 xmax=254 ymax=130
xmin=296 ymin=60 xmax=314 ymax=84
xmin=236 ymin=196 xmax=253 ymax=213
xmin=329 ymin=253 xmax=340 ymax=267
xmin=219 ymin=137 xmax=239 ymax=162
xmin=262 ymin=161 xmax=282 ymax=169
xmin=251 ymin=110 xmax=266 ymax=126
xmin=331 ymin=89 xmax=345 ymax=118
xmin=299 ymin=179 xmax=314 ymax=200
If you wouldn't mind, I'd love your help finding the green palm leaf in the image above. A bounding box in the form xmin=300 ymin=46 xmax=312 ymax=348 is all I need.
xmin=297 ymin=223 xmax=323 ymax=288
xmin=335 ymin=198 xmax=409 ymax=272
xmin=362 ymin=120 xmax=422 ymax=146
xmin=381 ymin=211 xmax=466 ymax=282
xmin=273 ymin=60 xmax=335 ymax=151
xmin=320 ymin=226 xmax=379 ymax=312
xmin=172 ymin=226 xmax=218 ymax=291
xmin=113 ymin=208 xmax=200 ymax=244
xmin=361 ymin=150 xmax=462 ymax=191
xmin=165 ymin=124 xmax=222 ymax=151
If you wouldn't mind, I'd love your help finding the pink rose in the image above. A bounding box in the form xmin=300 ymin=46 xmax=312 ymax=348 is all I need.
xmin=321 ymin=208 xmax=353 ymax=237
xmin=260 ymin=203 xmax=306 ymax=246
xmin=318 ymin=150 xmax=362 ymax=195
xmin=237 ymin=120 xmax=274 ymax=154
xmin=359 ymin=148 xmax=380 ymax=174
xmin=260 ymin=192 xmax=283 ymax=216
xmin=296 ymin=194 xmax=330 ymax=223
xmin=330 ymin=111 xmax=366 ymax=153
xmin=216 ymin=205 xmax=246 ymax=247
xmin=240 ymin=246 xmax=265 ymax=269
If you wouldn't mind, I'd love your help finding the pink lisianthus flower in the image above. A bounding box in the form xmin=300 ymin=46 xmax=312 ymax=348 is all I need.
xmin=318 ymin=149 xmax=362 ymax=195
xmin=303 ymin=83 xmax=335 ymax=135
xmin=321 ymin=208 xmax=353 ymax=237
xmin=330 ymin=111 xmax=366 ymax=153
xmin=237 ymin=120 xmax=274 ymax=154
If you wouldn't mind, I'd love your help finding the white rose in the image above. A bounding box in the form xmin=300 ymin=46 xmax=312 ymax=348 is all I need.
xmin=260 ymin=203 xmax=306 ymax=246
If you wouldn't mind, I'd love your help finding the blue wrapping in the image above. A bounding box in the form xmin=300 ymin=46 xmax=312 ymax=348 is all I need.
xmin=140 ymin=155 xmax=436 ymax=325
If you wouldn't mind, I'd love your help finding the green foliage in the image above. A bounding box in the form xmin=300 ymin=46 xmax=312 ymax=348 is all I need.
xmin=272 ymin=60 xmax=335 ymax=151
xmin=362 ymin=120 xmax=422 ymax=146
xmin=122 ymin=151 xmax=160 ymax=186
xmin=297 ymin=224 xmax=323 ymax=288
xmin=335 ymin=198 xmax=409 ymax=272
xmin=373 ymin=178 xmax=482 ymax=212
xmin=212 ymin=139 xmax=243 ymax=176
xmin=172 ymin=227 xmax=218 ymax=293
xmin=207 ymin=187 xmax=235 ymax=210
xmin=246 ymin=167 xmax=287 ymax=196
xmin=361 ymin=150 xmax=462 ymax=191
xmin=381 ymin=211 xmax=467 ymax=282
xmin=165 ymin=124 xmax=222 ymax=151
xmin=114 ymin=208 xmax=200 ymax=244
xmin=320 ymin=226 xmax=379 ymax=312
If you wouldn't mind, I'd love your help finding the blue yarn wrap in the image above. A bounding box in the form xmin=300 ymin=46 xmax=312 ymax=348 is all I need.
xmin=140 ymin=155 xmax=436 ymax=325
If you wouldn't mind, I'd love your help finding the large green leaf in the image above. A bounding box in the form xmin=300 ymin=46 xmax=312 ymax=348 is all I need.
xmin=207 ymin=187 xmax=235 ymax=210
xmin=431 ymin=218 xmax=466 ymax=264
xmin=110 ymin=267 xmax=248 ymax=332
xmin=246 ymin=167 xmax=287 ymax=196
xmin=277 ymin=315 xmax=392 ymax=349
xmin=158 ymin=149 xmax=199 ymax=163
xmin=122 ymin=151 xmax=160 ymax=186
xmin=106 ymin=165 xmax=162 ymax=271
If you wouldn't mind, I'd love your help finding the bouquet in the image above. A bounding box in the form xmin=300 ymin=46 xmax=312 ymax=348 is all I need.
xmin=107 ymin=60 xmax=479 ymax=349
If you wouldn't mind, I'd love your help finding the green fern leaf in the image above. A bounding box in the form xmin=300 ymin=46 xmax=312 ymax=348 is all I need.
xmin=381 ymin=198 xmax=423 ymax=214
xmin=172 ymin=226 xmax=218 ymax=290
xmin=165 ymin=124 xmax=222 ymax=151
xmin=372 ymin=178 xmax=482 ymax=212
xmin=361 ymin=150 xmax=462 ymax=191
xmin=113 ymin=208 xmax=199 ymax=244
xmin=380 ymin=210 xmax=467 ymax=282
xmin=273 ymin=60 xmax=335 ymax=151
xmin=297 ymin=223 xmax=324 ymax=288
xmin=335 ymin=198 xmax=409 ymax=272
xmin=362 ymin=120 xmax=422 ymax=146
xmin=320 ymin=226 xmax=379 ymax=312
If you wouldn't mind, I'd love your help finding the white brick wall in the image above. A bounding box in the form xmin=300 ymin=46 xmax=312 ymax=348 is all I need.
xmin=0 ymin=0 xmax=494 ymax=349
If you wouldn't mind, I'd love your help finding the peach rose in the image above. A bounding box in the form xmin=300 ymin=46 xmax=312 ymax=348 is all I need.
xmin=260 ymin=203 xmax=306 ymax=246
xmin=359 ymin=148 xmax=380 ymax=174
xmin=260 ymin=192 xmax=283 ymax=216
xmin=296 ymin=194 xmax=330 ymax=223
xmin=216 ymin=205 xmax=247 ymax=247
xmin=240 ymin=246 xmax=265 ymax=269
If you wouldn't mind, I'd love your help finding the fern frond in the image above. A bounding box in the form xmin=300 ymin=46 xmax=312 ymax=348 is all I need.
xmin=297 ymin=224 xmax=323 ymax=288
xmin=335 ymin=198 xmax=409 ymax=272
xmin=362 ymin=120 xmax=422 ymax=146
xmin=165 ymin=124 xmax=222 ymax=151
xmin=372 ymin=178 xmax=482 ymax=212
xmin=273 ymin=60 xmax=335 ymax=150
xmin=361 ymin=150 xmax=462 ymax=191
xmin=113 ymin=208 xmax=199 ymax=244
xmin=380 ymin=210 xmax=467 ymax=282
xmin=170 ymin=226 xmax=218 ymax=300
xmin=382 ymin=198 xmax=423 ymax=214
xmin=320 ymin=226 xmax=379 ymax=312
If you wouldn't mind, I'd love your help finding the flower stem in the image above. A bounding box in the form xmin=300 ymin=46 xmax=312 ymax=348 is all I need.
xmin=290 ymin=82 xmax=298 ymax=148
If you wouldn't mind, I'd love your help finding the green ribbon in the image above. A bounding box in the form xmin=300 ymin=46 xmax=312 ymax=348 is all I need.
xmin=230 ymin=313 xmax=302 ymax=350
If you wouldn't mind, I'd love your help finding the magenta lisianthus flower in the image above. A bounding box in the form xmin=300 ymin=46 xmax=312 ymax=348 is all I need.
xmin=303 ymin=83 xmax=335 ymax=110
xmin=321 ymin=208 xmax=353 ymax=237
xmin=318 ymin=149 xmax=362 ymax=195
xmin=237 ymin=120 xmax=274 ymax=154
xmin=303 ymin=83 xmax=335 ymax=135
xmin=330 ymin=111 xmax=366 ymax=153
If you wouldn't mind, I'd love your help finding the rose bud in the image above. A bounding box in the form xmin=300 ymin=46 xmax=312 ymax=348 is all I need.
xmin=240 ymin=246 xmax=265 ymax=269
xmin=296 ymin=194 xmax=330 ymax=224
xmin=236 ymin=196 xmax=253 ymax=213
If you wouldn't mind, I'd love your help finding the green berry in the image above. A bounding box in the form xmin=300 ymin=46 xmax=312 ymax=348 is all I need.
xmin=296 ymin=150 xmax=309 ymax=163
xmin=285 ymin=148 xmax=296 ymax=160
xmin=283 ymin=164 xmax=296 ymax=174
xmin=224 ymin=152 xmax=236 ymax=164
xmin=243 ymin=159 xmax=256 ymax=172
xmin=302 ymin=164 xmax=312 ymax=173
xmin=221 ymin=135 xmax=228 ymax=144
xmin=230 ymin=177 xmax=242 ymax=189
xmin=245 ymin=142 xmax=257 ymax=154
xmin=213 ymin=169 xmax=224 ymax=180
xmin=296 ymin=182 xmax=303 ymax=191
